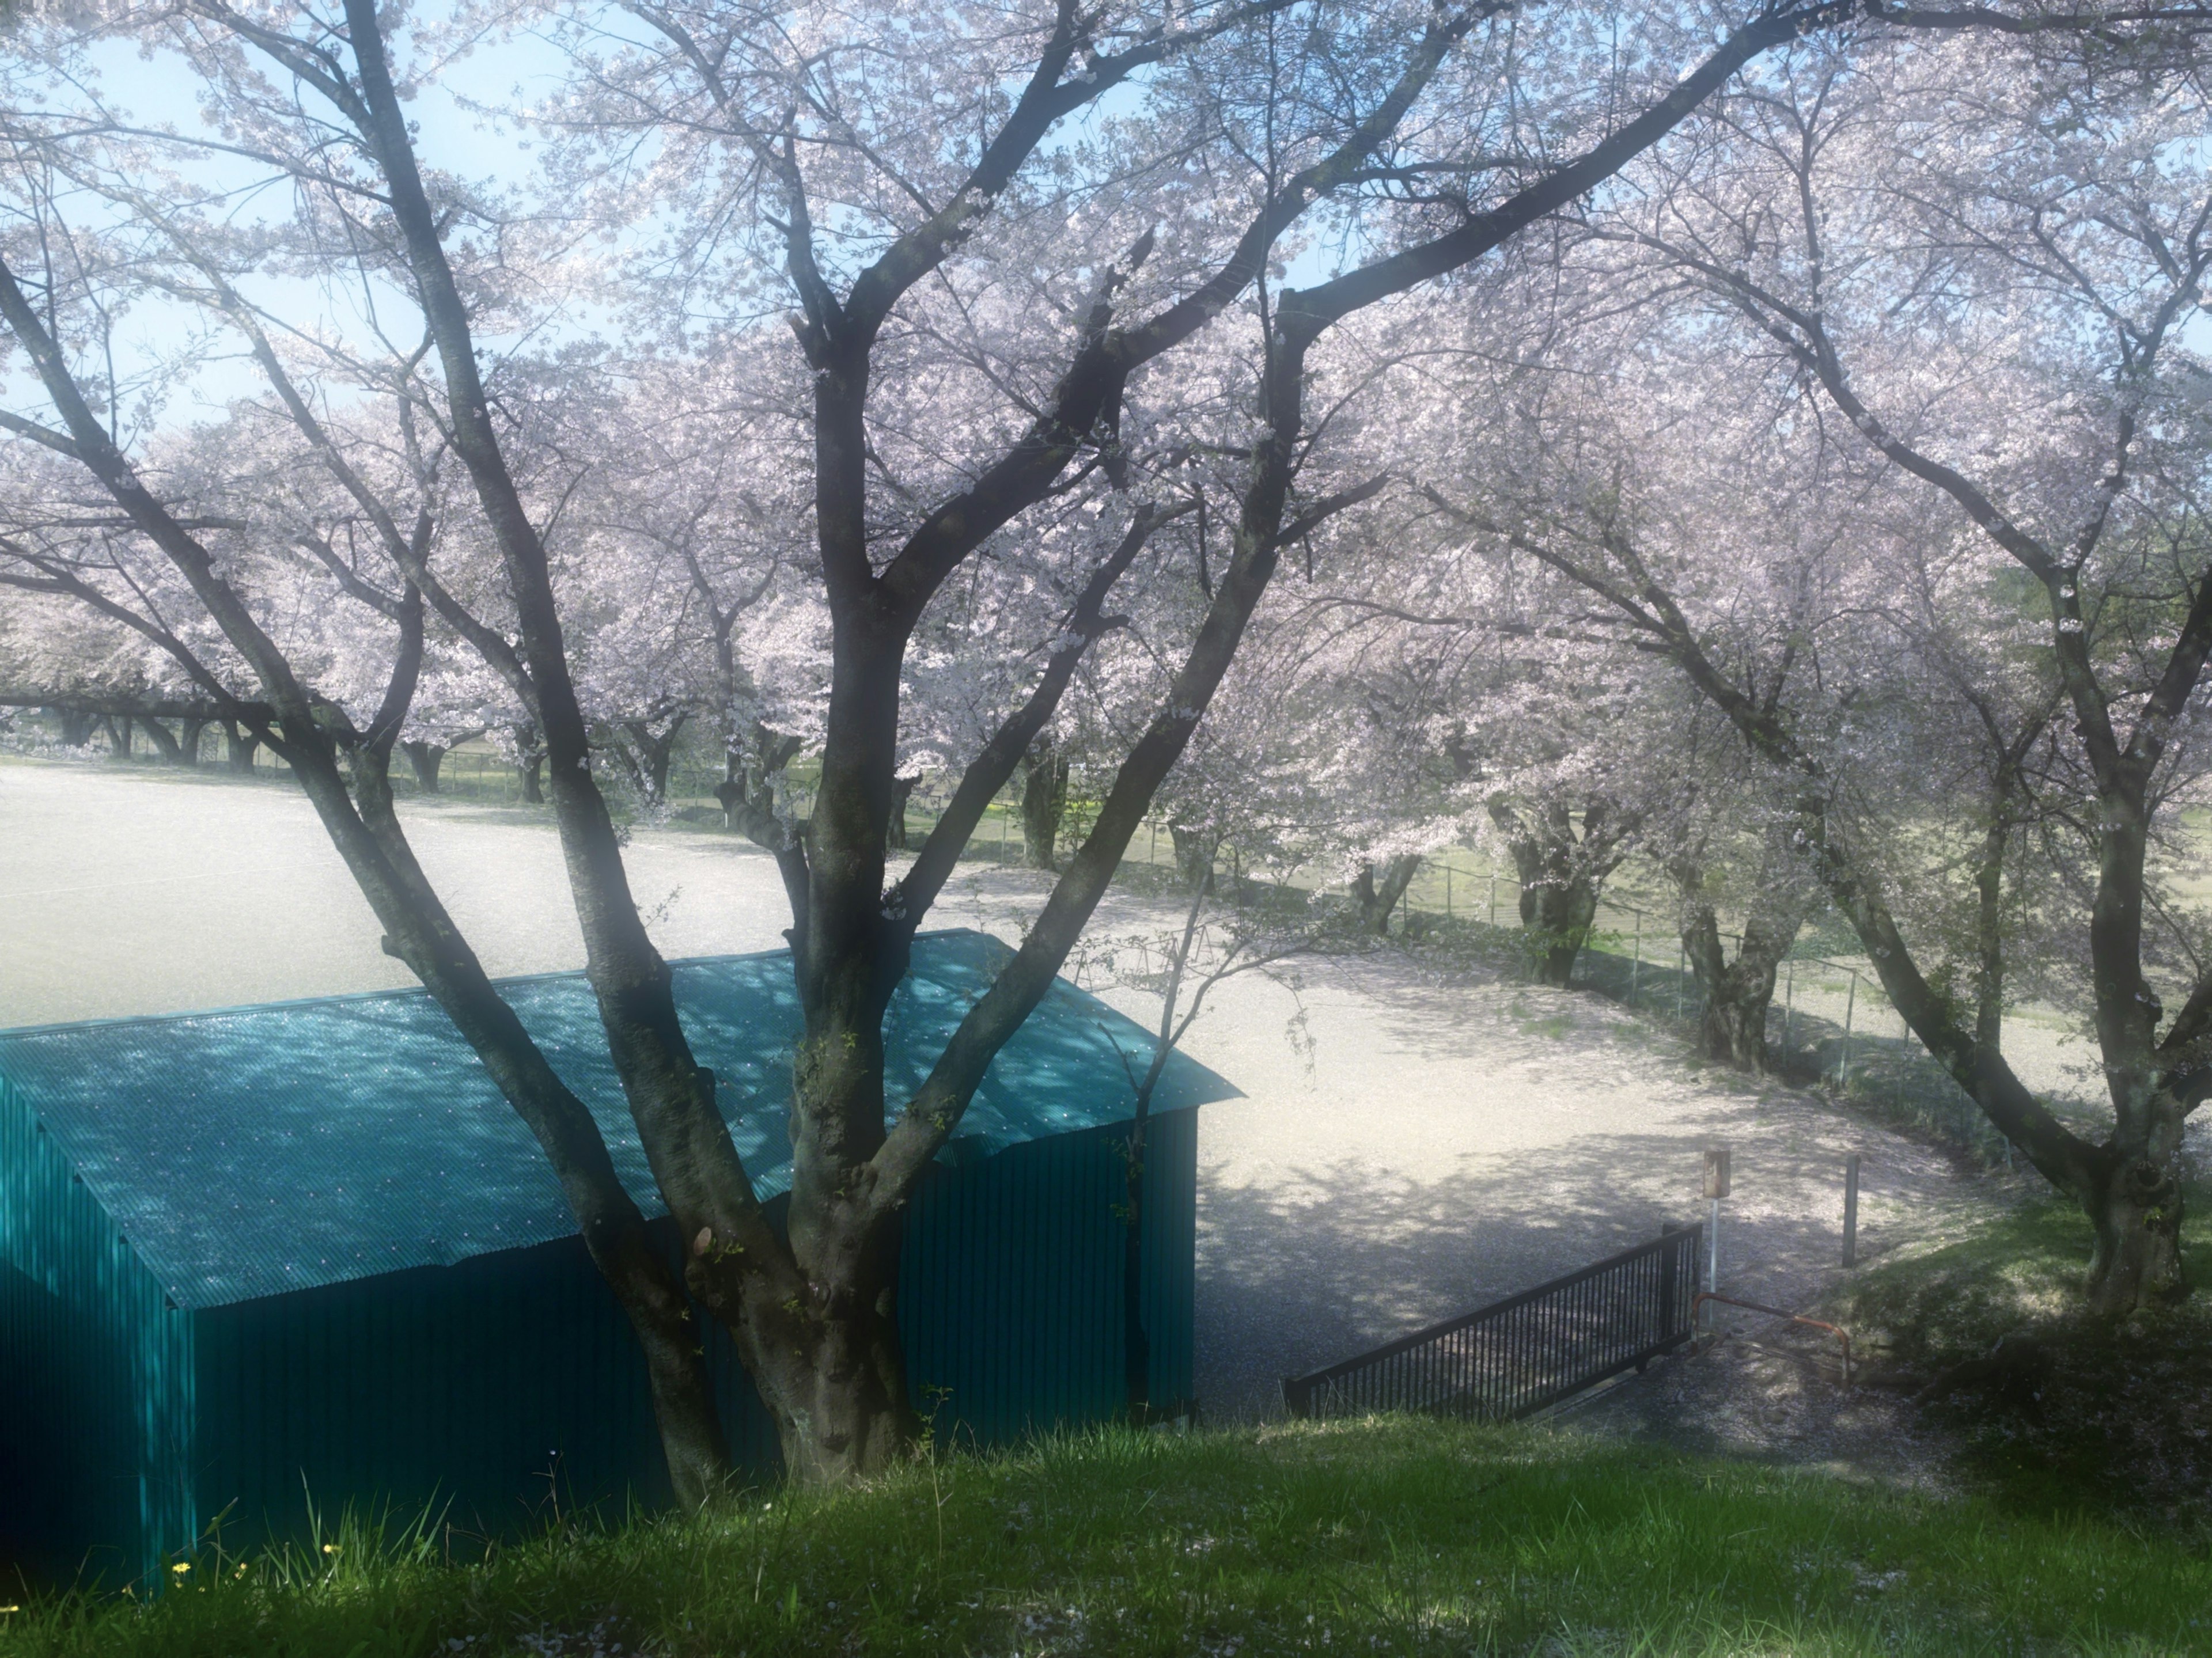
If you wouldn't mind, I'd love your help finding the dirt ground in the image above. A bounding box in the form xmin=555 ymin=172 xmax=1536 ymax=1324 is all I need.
xmin=2 ymin=756 xmax=2056 ymax=1467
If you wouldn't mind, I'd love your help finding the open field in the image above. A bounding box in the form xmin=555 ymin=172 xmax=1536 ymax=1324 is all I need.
xmin=1 ymin=1417 xmax=2206 ymax=1657
xmin=0 ymin=755 xmax=2035 ymax=1423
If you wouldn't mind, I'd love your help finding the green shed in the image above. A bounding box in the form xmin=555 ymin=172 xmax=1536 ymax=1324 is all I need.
xmin=0 ymin=929 xmax=1232 ymax=1585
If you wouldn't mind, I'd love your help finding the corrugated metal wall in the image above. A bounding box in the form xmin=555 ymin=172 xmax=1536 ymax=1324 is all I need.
xmin=899 ymin=1109 xmax=1198 ymax=1446
xmin=175 ymin=1107 xmax=1198 ymax=1564
xmin=0 ymin=1075 xmax=194 ymax=1585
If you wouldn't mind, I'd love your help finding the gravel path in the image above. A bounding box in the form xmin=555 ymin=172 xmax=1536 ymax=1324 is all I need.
xmin=899 ymin=874 xmax=2008 ymax=1430
xmin=3 ymin=754 xmax=2019 ymax=1467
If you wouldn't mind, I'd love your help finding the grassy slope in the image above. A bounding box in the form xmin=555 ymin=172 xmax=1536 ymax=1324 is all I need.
xmin=4 ymin=1419 xmax=2207 ymax=1657
xmin=1831 ymin=1185 xmax=2212 ymax=1528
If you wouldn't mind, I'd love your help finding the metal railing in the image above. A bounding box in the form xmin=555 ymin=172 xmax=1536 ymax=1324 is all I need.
xmin=1280 ymin=1224 xmax=1702 ymax=1422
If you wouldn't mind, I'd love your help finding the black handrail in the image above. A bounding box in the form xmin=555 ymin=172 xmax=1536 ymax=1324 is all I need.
xmin=1281 ymin=1224 xmax=1703 ymax=1421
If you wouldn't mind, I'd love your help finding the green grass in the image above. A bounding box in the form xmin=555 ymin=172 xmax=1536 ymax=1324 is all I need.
xmin=4 ymin=1419 xmax=2207 ymax=1656
xmin=1832 ymin=1190 xmax=2212 ymax=1527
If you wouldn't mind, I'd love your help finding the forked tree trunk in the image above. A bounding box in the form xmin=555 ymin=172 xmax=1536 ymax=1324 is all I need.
xmin=222 ymin=719 xmax=261 ymax=772
xmin=1675 ymin=842 xmax=1806 ymax=1073
xmin=617 ymin=714 xmax=688 ymax=809
xmin=179 ymin=717 xmax=209 ymax=766
xmin=103 ymin=714 xmax=131 ymax=757
xmin=1680 ymin=905 xmax=1801 ymax=1072
xmin=701 ymin=1187 xmax=916 ymax=1482
xmin=402 ymin=740 xmax=446 ymax=792
xmin=56 ymin=708 xmax=99 ymax=748
xmin=1490 ymin=798 xmax=1628 ymax=989
xmin=2088 ymin=1153 xmax=2187 ymax=1312
xmin=1520 ymin=874 xmax=1600 ymax=988
xmin=1349 ymin=855 xmax=1421 ymax=936
xmin=1018 ymin=741 xmax=1069 ymax=870
xmin=1168 ymin=825 xmax=1212 ymax=891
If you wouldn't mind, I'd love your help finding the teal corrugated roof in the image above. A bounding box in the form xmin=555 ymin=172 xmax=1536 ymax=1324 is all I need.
xmin=0 ymin=930 xmax=1236 ymax=1311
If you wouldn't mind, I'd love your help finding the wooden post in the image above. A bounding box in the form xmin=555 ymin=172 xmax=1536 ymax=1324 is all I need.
xmin=1783 ymin=958 xmax=1794 ymax=1054
xmin=1841 ymin=971 xmax=1857 ymax=1087
xmin=1631 ymin=910 xmax=1642 ymax=1000
xmin=1445 ymin=861 xmax=1452 ymax=917
xmin=1488 ymin=872 xmax=1497 ymax=927
xmin=1842 ymin=1152 xmax=1861 ymax=1268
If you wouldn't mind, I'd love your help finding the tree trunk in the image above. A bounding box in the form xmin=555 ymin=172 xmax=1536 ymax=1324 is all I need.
xmin=1018 ymin=741 xmax=1069 ymax=871
xmin=2086 ymin=1154 xmax=2187 ymax=1312
xmin=512 ymin=723 xmax=546 ymax=803
xmin=1169 ymin=825 xmax=1212 ymax=891
xmin=56 ymin=708 xmax=98 ymax=748
xmin=1675 ymin=846 xmax=1805 ymax=1073
xmin=103 ymin=714 xmax=131 ymax=757
xmin=887 ymin=773 xmax=918 ymax=852
xmin=1521 ymin=873 xmax=1600 ymax=988
xmin=614 ymin=715 xmax=687 ymax=809
xmin=402 ymin=739 xmax=446 ymax=793
xmin=179 ymin=717 xmax=209 ymax=767
xmin=1680 ymin=908 xmax=1800 ymax=1071
xmin=222 ymin=720 xmax=262 ymax=773
xmin=710 ymin=1210 xmax=916 ymax=1482
xmin=136 ymin=716 xmax=186 ymax=765
xmin=1489 ymin=798 xmax=1629 ymax=990
xmin=714 ymin=774 xmax=747 ymax=829
xmin=1349 ymin=855 xmax=1421 ymax=936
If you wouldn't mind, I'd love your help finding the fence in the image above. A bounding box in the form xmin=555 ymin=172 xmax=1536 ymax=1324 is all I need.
xmin=1280 ymin=1224 xmax=1703 ymax=1423
xmin=1337 ymin=851 xmax=2014 ymax=1169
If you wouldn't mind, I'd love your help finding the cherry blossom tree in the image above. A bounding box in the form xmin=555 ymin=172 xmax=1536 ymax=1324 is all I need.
xmin=1476 ymin=31 xmax=2212 ymax=1306
xmin=6 ymin=0 xmax=2192 ymax=1493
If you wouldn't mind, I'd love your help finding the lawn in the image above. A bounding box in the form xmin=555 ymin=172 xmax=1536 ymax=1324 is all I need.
xmin=3 ymin=1414 xmax=2206 ymax=1657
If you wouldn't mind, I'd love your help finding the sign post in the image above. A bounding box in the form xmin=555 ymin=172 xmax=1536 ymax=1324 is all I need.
xmin=1842 ymin=1152 xmax=1861 ymax=1268
xmin=1702 ymin=1145 xmax=1731 ymax=1326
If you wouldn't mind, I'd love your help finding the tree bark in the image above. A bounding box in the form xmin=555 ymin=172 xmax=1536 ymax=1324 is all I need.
xmin=1675 ymin=839 xmax=1806 ymax=1073
xmin=57 ymin=708 xmax=97 ymax=748
xmin=1489 ymin=799 xmax=1627 ymax=988
xmin=222 ymin=718 xmax=262 ymax=773
xmin=887 ymin=773 xmax=918 ymax=852
xmin=1679 ymin=902 xmax=1801 ymax=1072
xmin=1349 ymin=855 xmax=1421 ymax=936
xmin=513 ymin=722 xmax=546 ymax=803
xmin=402 ymin=739 xmax=445 ymax=793
xmin=103 ymin=714 xmax=131 ymax=757
xmin=617 ymin=713 xmax=688 ymax=807
xmin=179 ymin=716 xmax=208 ymax=766
xmin=1168 ymin=825 xmax=1213 ymax=891
xmin=136 ymin=716 xmax=186 ymax=765
xmin=1018 ymin=739 xmax=1069 ymax=871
